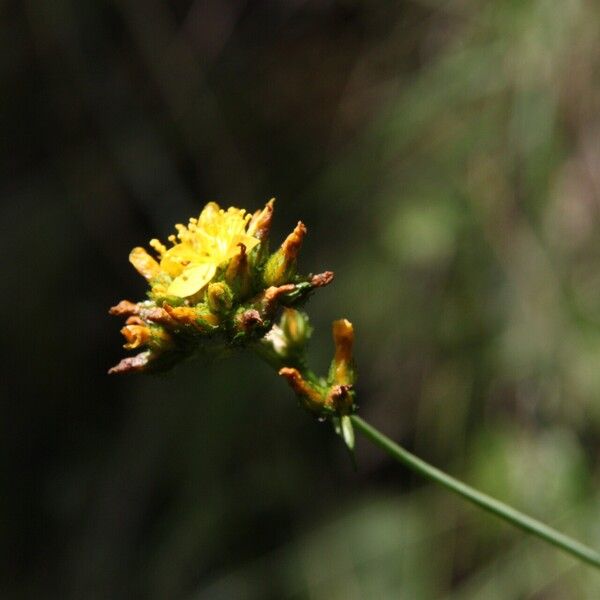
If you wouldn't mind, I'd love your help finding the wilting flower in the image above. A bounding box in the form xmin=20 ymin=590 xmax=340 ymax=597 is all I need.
xmin=109 ymin=199 xmax=333 ymax=375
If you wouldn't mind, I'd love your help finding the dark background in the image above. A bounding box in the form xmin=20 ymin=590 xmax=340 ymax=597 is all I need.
xmin=4 ymin=0 xmax=600 ymax=598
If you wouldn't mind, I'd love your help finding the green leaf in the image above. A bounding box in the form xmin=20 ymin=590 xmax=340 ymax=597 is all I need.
xmin=341 ymin=415 xmax=355 ymax=451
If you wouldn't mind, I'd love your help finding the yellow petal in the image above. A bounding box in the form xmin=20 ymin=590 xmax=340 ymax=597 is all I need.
xmin=160 ymin=244 xmax=204 ymax=277
xmin=198 ymin=202 xmax=221 ymax=225
xmin=129 ymin=247 xmax=161 ymax=280
xmin=167 ymin=263 xmax=217 ymax=297
xmin=229 ymin=234 xmax=260 ymax=257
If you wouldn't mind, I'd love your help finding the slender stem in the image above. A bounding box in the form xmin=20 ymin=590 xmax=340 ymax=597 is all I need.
xmin=254 ymin=321 xmax=600 ymax=569
xmin=350 ymin=415 xmax=600 ymax=569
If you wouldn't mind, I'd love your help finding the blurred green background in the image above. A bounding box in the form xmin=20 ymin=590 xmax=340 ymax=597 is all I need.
xmin=4 ymin=0 xmax=600 ymax=597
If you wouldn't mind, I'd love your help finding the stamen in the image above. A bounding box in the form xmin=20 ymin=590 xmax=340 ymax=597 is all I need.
xmin=149 ymin=239 xmax=167 ymax=255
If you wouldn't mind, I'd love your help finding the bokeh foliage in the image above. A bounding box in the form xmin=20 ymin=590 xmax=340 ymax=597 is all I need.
xmin=3 ymin=0 xmax=600 ymax=597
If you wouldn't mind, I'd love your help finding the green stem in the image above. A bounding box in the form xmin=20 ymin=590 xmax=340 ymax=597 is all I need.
xmin=255 ymin=319 xmax=600 ymax=569
xmin=351 ymin=415 xmax=600 ymax=569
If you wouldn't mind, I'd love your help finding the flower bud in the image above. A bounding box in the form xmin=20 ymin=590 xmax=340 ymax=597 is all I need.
xmin=109 ymin=300 xmax=140 ymax=317
xmin=330 ymin=319 xmax=355 ymax=386
xmin=263 ymin=221 xmax=307 ymax=286
xmin=258 ymin=284 xmax=295 ymax=317
xmin=162 ymin=305 xmax=196 ymax=324
xmin=248 ymin=198 xmax=275 ymax=241
xmin=207 ymin=282 xmax=234 ymax=314
xmin=279 ymin=367 xmax=326 ymax=413
xmin=147 ymin=325 xmax=175 ymax=351
xmin=108 ymin=351 xmax=152 ymax=374
xmin=121 ymin=324 xmax=151 ymax=349
xmin=234 ymin=308 xmax=264 ymax=335
xmin=225 ymin=243 xmax=252 ymax=299
xmin=192 ymin=305 xmax=221 ymax=329
xmin=163 ymin=304 xmax=220 ymax=330
xmin=280 ymin=308 xmax=311 ymax=349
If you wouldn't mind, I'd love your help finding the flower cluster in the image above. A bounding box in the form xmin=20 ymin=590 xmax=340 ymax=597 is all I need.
xmin=109 ymin=200 xmax=333 ymax=376
xmin=260 ymin=310 xmax=356 ymax=417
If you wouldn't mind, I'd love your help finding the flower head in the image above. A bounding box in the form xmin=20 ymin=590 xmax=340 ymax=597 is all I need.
xmin=109 ymin=199 xmax=333 ymax=374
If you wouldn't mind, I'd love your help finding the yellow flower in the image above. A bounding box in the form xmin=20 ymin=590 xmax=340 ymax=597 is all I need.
xmin=130 ymin=202 xmax=261 ymax=298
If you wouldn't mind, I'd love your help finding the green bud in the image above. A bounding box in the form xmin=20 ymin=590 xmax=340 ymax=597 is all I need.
xmin=207 ymin=282 xmax=233 ymax=314
xmin=225 ymin=243 xmax=252 ymax=299
xmin=280 ymin=308 xmax=312 ymax=349
xmin=148 ymin=324 xmax=175 ymax=351
xmin=263 ymin=221 xmax=306 ymax=286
